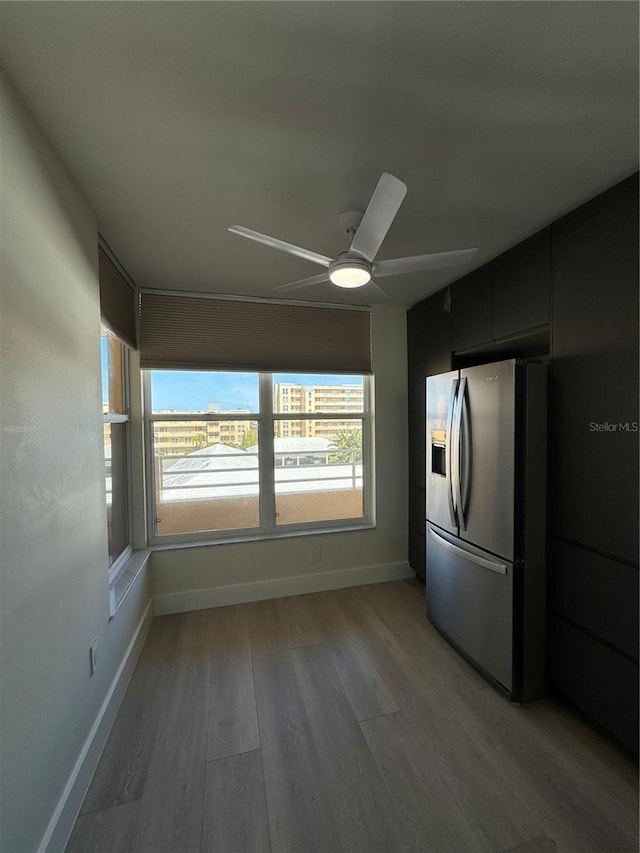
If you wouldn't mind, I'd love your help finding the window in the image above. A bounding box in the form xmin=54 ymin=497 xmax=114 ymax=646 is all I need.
xmin=101 ymin=325 xmax=132 ymax=573
xmin=144 ymin=371 xmax=372 ymax=543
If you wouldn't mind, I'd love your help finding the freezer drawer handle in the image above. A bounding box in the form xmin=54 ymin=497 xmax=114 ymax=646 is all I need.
xmin=429 ymin=528 xmax=507 ymax=576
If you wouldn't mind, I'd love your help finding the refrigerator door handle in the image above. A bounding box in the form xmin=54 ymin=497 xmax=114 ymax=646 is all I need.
xmin=429 ymin=527 xmax=507 ymax=575
xmin=459 ymin=378 xmax=471 ymax=530
xmin=452 ymin=378 xmax=466 ymax=530
xmin=446 ymin=379 xmax=459 ymax=526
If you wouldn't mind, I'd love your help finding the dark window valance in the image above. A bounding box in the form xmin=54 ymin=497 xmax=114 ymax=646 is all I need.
xmin=99 ymin=245 xmax=137 ymax=349
xmin=138 ymin=291 xmax=372 ymax=374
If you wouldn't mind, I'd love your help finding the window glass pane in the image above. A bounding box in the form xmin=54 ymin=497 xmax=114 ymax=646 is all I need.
xmin=151 ymin=420 xmax=259 ymax=535
xmin=101 ymin=326 xmax=125 ymax=414
xmin=105 ymin=422 xmax=129 ymax=566
xmin=274 ymin=422 xmax=363 ymax=525
xmin=272 ymin=374 xmax=364 ymax=414
xmin=150 ymin=370 xmax=259 ymax=415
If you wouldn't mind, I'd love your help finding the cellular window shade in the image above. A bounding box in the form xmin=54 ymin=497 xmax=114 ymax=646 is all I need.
xmin=138 ymin=292 xmax=372 ymax=374
xmin=99 ymin=246 xmax=137 ymax=349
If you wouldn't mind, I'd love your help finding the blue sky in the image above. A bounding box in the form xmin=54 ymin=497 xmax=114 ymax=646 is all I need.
xmin=150 ymin=371 xmax=363 ymax=412
xmin=151 ymin=371 xmax=259 ymax=411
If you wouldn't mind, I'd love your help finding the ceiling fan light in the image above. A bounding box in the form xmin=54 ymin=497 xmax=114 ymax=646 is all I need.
xmin=329 ymin=265 xmax=371 ymax=288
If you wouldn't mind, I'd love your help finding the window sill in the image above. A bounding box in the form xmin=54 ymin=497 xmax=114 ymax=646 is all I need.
xmin=109 ymin=548 xmax=151 ymax=618
xmin=149 ymin=522 xmax=375 ymax=553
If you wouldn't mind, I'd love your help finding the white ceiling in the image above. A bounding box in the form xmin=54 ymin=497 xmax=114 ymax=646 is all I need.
xmin=1 ymin=2 xmax=638 ymax=307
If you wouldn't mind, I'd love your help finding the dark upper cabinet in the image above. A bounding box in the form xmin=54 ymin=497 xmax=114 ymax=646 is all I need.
xmin=452 ymin=231 xmax=551 ymax=353
xmin=492 ymin=229 xmax=551 ymax=339
xmin=407 ymin=289 xmax=452 ymax=577
xmin=451 ymin=266 xmax=493 ymax=351
xmin=551 ymin=174 xmax=639 ymax=564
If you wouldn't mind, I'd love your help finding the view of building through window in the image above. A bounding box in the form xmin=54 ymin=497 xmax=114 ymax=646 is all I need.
xmin=146 ymin=371 xmax=368 ymax=539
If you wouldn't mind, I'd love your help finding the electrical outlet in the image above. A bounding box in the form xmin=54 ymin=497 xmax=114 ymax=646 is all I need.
xmin=89 ymin=638 xmax=99 ymax=675
xmin=311 ymin=544 xmax=322 ymax=563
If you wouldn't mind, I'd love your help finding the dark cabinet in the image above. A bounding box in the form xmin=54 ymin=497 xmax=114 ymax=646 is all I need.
xmin=549 ymin=539 xmax=638 ymax=661
xmin=452 ymin=231 xmax=551 ymax=353
xmin=548 ymin=173 xmax=639 ymax=751
xmin=451 ymin=266 xmax=493 ymax=351
xmin=550 ymin=174 xmax=639 ymax=564
xmin=407 ymin=290 xmax=452 ymax=578
xmin=492 ymin=229 xmax=551 ymax=339
xmin=407 ymin=172 xmax=639 ymax=750
xmin=549 ymin=615 xmax=639 ymax=754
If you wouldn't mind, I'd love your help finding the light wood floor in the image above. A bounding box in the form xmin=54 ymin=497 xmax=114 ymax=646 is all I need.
xmin=67 ymin=579 xmax=638 ymax=853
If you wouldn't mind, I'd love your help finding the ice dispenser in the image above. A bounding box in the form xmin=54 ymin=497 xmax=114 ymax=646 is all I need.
xmin=431 ymin=429 xmax=447 ymax=476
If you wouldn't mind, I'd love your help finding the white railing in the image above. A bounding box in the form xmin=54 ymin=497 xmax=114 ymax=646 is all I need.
xmin=153 ymin=448 xmax=361 ymax=501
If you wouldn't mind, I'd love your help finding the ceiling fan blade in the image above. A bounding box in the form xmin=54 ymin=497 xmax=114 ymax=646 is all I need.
xmin=373 ymin=247 xmax=479 ymax=278
xmin=364 ymin=278 xmax=389 ymax=300
xmin=229 ymin=226 xmax=332 ymax=268
xmin=349 ymin=172 xmax=408 ymax=262
xmin=273 ymin=273 xmax=330 ymax=292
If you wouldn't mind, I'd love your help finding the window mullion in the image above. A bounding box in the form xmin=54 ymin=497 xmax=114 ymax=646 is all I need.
xmin=142 ymin=370 xmax=158 ymax=540
xmin=258 ymin=373 xmax=276 ymax=531
xmin=363 ymin=376 xmax=373 ymax=523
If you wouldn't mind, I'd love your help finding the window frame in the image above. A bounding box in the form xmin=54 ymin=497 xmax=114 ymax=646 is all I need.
xmin=143 ymin=371 xmax=373 ymax=545
xmin=102 ymin=324 xmax=134 ymax=584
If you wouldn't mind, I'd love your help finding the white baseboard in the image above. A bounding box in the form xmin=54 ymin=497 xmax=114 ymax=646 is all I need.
xmin=39 ymin=599 xmax=153 ymax=853
xmin=154 ymin=561 xmax=414 ymax=615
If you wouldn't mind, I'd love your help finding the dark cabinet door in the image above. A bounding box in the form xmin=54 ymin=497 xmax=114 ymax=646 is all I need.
xmin=451 ymin=266 xmax=493 ymax=351
xmin=407 ymin=290 xmax=452 ymax=577
xmin=492 ymin=229 xmax=551 ymax=339
xmin=549 ymin=615 xmax=639 ymax=754
xmin=551 ymin=174 xmax=639 ymax=564
xmin=549 ymin=539 xmax=639 ymax=661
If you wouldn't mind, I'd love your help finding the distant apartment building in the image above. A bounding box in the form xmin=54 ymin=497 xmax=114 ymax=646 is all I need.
xmin=274 ymin=383 xmax=363 ymax=438
xmin=124 ymin=386 xmax=363 ymax=457
xmin=152 ymin=403 xmax=256 ymax=456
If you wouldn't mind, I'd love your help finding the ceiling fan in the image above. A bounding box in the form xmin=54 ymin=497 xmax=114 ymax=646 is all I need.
xmin=229 ymin=172 xmax=478 ymax=298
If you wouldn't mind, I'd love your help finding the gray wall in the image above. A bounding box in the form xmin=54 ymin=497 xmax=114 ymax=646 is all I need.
xmin=0 ymin=71 xmax=151 ymax=852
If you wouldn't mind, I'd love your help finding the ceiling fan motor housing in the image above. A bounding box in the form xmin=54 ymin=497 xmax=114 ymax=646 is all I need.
xmin=328 ymin=253 xmax=372 ymax=288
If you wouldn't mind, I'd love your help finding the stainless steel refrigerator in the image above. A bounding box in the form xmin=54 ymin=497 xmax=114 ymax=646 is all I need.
xmin=425 ymin=358 xmax=548 ymax=701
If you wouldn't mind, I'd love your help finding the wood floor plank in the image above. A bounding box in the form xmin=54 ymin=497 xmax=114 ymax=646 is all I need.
xmin=65 ymin=801 xmax=139 ymax=853
xmin=403 ymin=576 xmax=426 ymax=598
xmin=275 ymin=594 xmax=323 ymax=648
xmin=207 ymin=604 xmax=260 ymax=761
xmin=80 ymin=616 xmax=179 ymax=813
xmin=142 ymin=613 xmax=183 ymax=662
xmin=248 ymin=598 xmax=342 ymax=853
xmin=359 ymin=579 xmax=426 ymax=629
xmin=201 ymin=750 xmax=270 ymax=853
xmin=129 ymin=644 xmax=211 ymax=853
xmin=333 ymin=586 xmax=544 ymax=851
xmin=393 ymin=618 xmax=639 ymax=853
xmin=526 ymin=695 xmax=638 ymax=812
xmin=360 ymin=712 xmax=481 ymax=852
xmin=413 ymin=614 xmax=635 ymax=809
xmin=70 ymin=582 xmax=637 ymax=853
xmin=306 ymin=591 xmax=398 ymax=721
xmin=291 ymin=643 xmax=410 ymax=853
xmin=176 ymin=607 xmax=216 ymax=649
